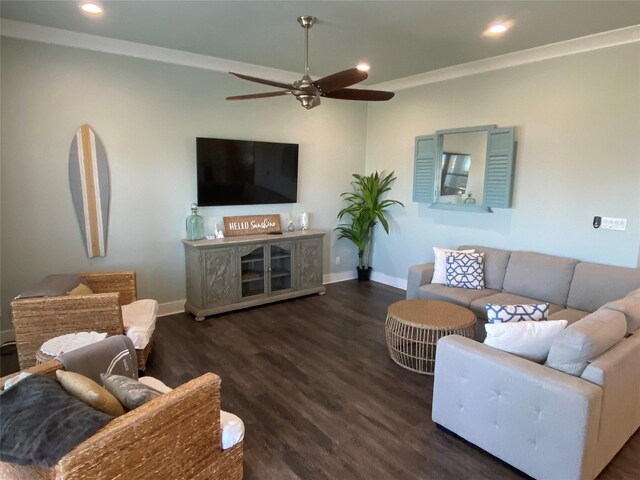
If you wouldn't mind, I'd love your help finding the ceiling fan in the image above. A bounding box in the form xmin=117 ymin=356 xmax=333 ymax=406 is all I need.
xmin=226 ymin=16 xmax=395 ymax=110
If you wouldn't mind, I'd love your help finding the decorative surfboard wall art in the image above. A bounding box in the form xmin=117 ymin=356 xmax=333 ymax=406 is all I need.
xmin=68 ymin=124 xmax=110 ymax=258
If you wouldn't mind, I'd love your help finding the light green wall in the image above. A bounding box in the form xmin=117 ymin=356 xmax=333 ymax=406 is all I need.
xmin=2 ymin=36 xmax=639 ymax=334
xmin=0 ymin=38 xmax=367 ymax=332
xmin=366 ymin=43 xmax=640 ymax=283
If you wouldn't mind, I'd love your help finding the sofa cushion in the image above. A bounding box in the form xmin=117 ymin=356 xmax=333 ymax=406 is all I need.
xmin=545 ymin=309 xmax=627 ymax=376
xmin=470 ymin=292 xmax=563 ymax=320
xmin=122 ymin=299 xmax=158 ymax=349
xmin=502 ymin=252 xmax=578 ymax=307
xmin=484 ymin=320 xmax=568 ymax=363
xmin=418 ymin=284 xmax=497 ymax=308
xmin=602 ymin=296 xmax=640 ymax=334
xmin=548 ymin=308 xmax=590 ymax=325
xmin=566 ymin=262 xmax=640 ymax=313
xmin=459 ymin=245 xmax=511 ymax=290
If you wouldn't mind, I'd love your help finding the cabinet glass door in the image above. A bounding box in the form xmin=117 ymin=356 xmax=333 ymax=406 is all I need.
xmin=240 ymin=246 xmax=265 ymax=298
xmin=270 ymin=244 xmax=292 ymax=293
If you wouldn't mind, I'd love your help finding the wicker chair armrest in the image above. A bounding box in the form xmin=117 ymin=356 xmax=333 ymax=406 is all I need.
xmin=0 ymin=360 xmax=63 ymax=390
xmin=57 ymin=373 xmax=223 ymax=480
xmin=80 ymin=272 xmax=137 ymax=305
xmin=11 ymin=293 xmax=124 ymax=369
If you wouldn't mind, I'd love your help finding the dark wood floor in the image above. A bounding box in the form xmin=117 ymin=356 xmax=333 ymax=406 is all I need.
xmin=145 ymin=281 xmax=639 ymax=480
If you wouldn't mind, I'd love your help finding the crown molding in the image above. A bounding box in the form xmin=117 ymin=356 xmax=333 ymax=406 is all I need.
xmin=371 ymin=25 xmax=640 ymax=91
xmin=0 ymin=19 xmax=301 ymax=84
xmin=2 ymin=19 xmax=639 ymax=91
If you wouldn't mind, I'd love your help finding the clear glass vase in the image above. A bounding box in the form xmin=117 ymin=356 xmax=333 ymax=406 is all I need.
xmin=186 ymin=203 xmax=205 ymax=240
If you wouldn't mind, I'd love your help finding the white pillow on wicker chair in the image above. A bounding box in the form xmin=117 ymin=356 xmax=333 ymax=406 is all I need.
xmin=121 ymin=299 xmax=158 ymax=349
xmin=138 ymin=376 xmax=244 ymax=450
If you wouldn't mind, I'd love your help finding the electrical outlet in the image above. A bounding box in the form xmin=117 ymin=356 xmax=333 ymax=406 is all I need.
xmin=600 ymin=217 xmax=627 ymax=231
xmin=335 ymin=256 xmax=341 ymax=265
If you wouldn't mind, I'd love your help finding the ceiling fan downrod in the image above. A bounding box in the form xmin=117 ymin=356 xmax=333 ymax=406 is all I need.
xmin=295 ymin=16 xmax=320 ymax=109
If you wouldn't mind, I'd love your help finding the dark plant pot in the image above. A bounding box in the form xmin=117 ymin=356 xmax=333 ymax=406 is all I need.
xmin=357 ymin=267 xmax=372 ymax=281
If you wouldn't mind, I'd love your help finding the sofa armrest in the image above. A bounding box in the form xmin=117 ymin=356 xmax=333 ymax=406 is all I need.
xmin=58 ymin=373 xmax=224 ymax=480
xmin=433 ymin=335 xmax=602 ymax=480
xmin=406 ymin=262 xmax=434 ymax=299
xmin=11 ymin=293 xmax=124 ymax=369
xmin=581 ymin=334 xmax=640 ymax=477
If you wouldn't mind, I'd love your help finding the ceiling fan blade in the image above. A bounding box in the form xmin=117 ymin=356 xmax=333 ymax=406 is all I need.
xmin=323 ymin=88 xmax=395 ymax=101
xmin=229 ymin=72 xmax=296 ymax=90
xmin=312 ymin=68 xmax=368 ymax=94
xmin=226 ymin=91 xmax=289 ymax=101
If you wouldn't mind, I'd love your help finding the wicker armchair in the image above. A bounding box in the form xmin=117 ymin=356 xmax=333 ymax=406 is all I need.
xmin=11 ymin=272 xmax=153 ymax=371
xmin=0 ymin=362 xmax=243 ymax=480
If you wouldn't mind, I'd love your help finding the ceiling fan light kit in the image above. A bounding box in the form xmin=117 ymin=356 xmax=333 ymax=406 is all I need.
xmin=226 ymin=16 xmax=394 ymax=110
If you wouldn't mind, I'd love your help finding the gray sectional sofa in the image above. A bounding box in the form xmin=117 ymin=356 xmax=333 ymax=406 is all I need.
xmin=407 ymin=245 xmax=640 ymax=326
xmin=407 ymin=245 xmax=640 ymax=480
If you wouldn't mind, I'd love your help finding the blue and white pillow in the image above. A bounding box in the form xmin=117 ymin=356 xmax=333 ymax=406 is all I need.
xmin=486 ymin=303 xmax=550 ymax=323
xmin=446 ymin=252 xmax=485 ymax=290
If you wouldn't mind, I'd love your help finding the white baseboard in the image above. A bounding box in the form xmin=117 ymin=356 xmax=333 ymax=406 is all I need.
xmin=323 ymin=270 xmax=357 ymax=284
xmin=370 ymin=271 xmax=408 ymax=290
xmin=324 ymin=269 xmax=407 ymax=290
xmin=157 ymin=300 xmax=185 ymax=317
xmin=1 ymin=329 xmax=16 ymax=345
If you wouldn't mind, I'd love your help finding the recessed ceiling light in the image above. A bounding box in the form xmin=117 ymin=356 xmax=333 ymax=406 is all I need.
xmin=80 ymin=2 xmax=103 ymax=16
xmin=488 ymin=24 xmax=508 ymax=34
xmin=483 ymin=19 xmax=515 ymax=37
xmin=357 ymin=63 xmax=370 ymax=72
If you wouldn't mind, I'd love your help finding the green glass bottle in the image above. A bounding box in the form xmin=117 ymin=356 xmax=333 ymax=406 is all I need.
xmin=463 ymin=193 xmax=476 ymax=205
xmin=186 ymin=203 xmax=204 ymax=240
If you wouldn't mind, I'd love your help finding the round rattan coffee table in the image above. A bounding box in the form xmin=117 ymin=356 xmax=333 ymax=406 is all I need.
xmin=385 ymin=299 xmax=476 ymax=375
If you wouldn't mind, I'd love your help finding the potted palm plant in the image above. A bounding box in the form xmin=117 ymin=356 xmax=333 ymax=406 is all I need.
xmin=335 ymin=171 xmax=404 ymax=281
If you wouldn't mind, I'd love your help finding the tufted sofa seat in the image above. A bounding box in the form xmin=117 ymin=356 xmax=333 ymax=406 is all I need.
xmin=432 ymin=318 xmax=640 ymax=480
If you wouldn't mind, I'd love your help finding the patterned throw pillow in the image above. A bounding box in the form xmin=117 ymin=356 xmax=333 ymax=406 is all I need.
xmin=486 ymin=303 xmax=550 ymax=323
xmin=431 ymin=247 xmax=475 ymax=284
xmin=446 ymin=252 xmax=485 ymax=290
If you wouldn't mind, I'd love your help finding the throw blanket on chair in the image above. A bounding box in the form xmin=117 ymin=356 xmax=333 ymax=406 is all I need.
xmin=0 ymin=375 xmax=112 ymax=467
xmin=57 ymin=335 xmax=138 ymax=383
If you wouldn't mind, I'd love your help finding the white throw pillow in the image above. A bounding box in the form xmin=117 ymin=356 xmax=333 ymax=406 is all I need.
xmin=432 ymin=247 xmax=475 ymax=284
xmin=121 ymin=299 xmax=159 ymax=349
xmin=484 ymin=320 xmax=568 ymax=363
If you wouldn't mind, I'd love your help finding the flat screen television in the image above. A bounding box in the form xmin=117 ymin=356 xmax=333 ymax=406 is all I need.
xmin=197 ymin=137 xmax=299 ymax=206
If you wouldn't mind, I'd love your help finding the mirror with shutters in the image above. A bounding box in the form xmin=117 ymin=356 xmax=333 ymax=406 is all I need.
xmin=413 ymin=125 xmax=516 ymax=212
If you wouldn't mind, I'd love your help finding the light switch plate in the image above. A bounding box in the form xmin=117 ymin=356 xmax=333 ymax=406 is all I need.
xmin=600 ymin=217 xmax=627 ymax=231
